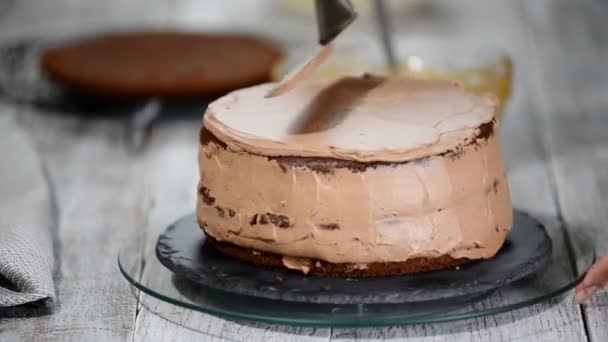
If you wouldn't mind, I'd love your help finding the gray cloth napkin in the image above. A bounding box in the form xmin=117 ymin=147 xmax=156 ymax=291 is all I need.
xmin=0 ymin=106 xmax=55 ymax=307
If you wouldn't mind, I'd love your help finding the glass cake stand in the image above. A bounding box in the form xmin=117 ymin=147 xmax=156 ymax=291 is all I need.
xmin=118 ymin=218 xmax=594 ymax=327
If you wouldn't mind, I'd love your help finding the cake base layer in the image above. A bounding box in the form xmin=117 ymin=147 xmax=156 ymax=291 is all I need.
xmin=207 ymin=235 xmax=467 ymax=277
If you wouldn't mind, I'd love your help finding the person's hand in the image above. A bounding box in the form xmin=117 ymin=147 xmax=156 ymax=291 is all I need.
xmin=575 ymin=256 xmax=608 ymax=304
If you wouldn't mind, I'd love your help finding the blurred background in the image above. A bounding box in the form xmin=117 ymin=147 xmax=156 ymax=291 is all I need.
xmin=0 ymin=0 xmax=521 ymax=119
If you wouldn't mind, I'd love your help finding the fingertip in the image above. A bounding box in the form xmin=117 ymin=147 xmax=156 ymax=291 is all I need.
xmin=575 ymin=285 xmax=601 ymax=305
xmin=575 ymin=283 xmax=584 ymax=292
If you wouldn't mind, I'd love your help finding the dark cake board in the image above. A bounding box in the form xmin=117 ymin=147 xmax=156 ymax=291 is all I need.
xmin=156 ymin=210 xmax=552 ymax=305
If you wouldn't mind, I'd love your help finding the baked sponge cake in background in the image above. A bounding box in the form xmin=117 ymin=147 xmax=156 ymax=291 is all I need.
xmin=41 ymin=32 xmax=283 ymax=99
xmin=197 ymin=75 xmax=513 ymax=277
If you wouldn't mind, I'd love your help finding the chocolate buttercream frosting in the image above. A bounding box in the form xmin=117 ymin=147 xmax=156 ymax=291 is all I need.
xmin=197 ymin=76 xmax=512 ymax=274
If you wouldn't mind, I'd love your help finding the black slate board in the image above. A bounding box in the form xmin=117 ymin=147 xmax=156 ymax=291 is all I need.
xmin=156 ymin=210 xmax=552 ymax=304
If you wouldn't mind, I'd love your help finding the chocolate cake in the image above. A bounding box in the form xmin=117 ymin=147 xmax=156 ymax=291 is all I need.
xmin=197 ymin=76 xmax=513 ymax=277
xmin=41 ymin=32 xmax=283 ymax=99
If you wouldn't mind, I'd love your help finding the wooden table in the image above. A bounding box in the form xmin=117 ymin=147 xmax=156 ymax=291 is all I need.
xmin=1 ymin=0 xmax=607 ymax=341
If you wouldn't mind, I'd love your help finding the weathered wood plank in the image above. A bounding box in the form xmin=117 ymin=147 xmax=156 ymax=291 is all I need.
xmin=521 ymin=0 xmax=608 ymax=341
xmin=0 ymin=108 xmax=148 ymax=342
xmin=0 ymin=0 xmax=172 ymax=340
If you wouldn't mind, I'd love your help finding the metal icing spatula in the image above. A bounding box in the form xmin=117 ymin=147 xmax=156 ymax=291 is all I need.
xmin=266 ymin=0 xmax=357 ymax=98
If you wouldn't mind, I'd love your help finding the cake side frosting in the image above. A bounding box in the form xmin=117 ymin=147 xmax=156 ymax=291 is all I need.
xmin=203 ymin=76 xmax=497 ymax=163
xmin=197 ymin=123 xmax=512 ymax=264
